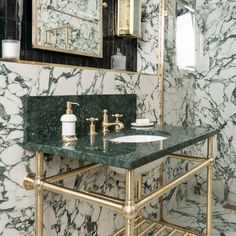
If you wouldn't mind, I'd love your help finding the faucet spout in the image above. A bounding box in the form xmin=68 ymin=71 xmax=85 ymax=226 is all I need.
xmin=102 ymin=110 xmax=124 ymax=133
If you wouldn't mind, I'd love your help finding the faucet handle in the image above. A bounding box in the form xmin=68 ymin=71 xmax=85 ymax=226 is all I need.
xmin=103 ymin=109 xmax=109 ymax=123
xmin=112 ymin=114 xmax=123 ymax=122
xmin=86 ymin=117 xmax=98 ymax=135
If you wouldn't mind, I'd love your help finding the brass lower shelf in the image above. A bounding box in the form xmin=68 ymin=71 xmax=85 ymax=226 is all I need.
xmin=112 ymin=217 xmax=205 ymax=236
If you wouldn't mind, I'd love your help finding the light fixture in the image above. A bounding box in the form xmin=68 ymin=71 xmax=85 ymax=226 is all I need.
xmin=116 ymin=0 xmax=141 ymax=38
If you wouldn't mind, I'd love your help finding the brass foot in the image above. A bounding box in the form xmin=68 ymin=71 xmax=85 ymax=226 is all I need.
xmin=23 ymin=172 xmax=36 ymax=190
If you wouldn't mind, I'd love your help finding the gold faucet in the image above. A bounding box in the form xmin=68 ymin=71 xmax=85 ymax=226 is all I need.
xmin=102 ymin=109 xmax=124 ymax=133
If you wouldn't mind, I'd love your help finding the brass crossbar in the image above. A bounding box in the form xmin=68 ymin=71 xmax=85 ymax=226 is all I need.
xmin=137 ymin=158 xmax=213 ymax=210
xmin=43 ymin=181 xmax=123 ymax=212
xmin=45 ymin=163 xmax=101 ymax=183
xmin=168 ymin=153 xmax=207 ymax=163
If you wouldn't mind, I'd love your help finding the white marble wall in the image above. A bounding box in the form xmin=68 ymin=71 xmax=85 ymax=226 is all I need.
xmin=0 ymin=1 xmax=166 ymax=234
xmin=0 ymin=62 xmax=162 ymax=235
xmin=161 ymin=0 xmax=236 ymax=234
xmin=137 ymin=0 xmax=159 ymax=74
xmin=193 ymin=0 xmax=236 ymax=203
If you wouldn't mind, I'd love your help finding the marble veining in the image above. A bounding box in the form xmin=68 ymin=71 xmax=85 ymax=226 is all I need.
xmin=162 ymin=0 xmax=236 ymax=234
xmin=36 ymin=0 xmax=102 ymax=56
xmin=0 ymin=61 xmax=161 ymax=235
xmin=137 ymin=0 xmax=159 ymax=74
xmin=0 ymin=0 xmax=236 ymax=234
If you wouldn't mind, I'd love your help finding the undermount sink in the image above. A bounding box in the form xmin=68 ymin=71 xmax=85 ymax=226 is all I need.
xmin=107 ymin=134 xmax=168 ymax=176
xmin=108 ymin=135 xmax=167 ymax=143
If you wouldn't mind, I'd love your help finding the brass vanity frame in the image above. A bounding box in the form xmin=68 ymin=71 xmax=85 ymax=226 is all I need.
xmin=23 ymin=136 xmax=214 ymax=236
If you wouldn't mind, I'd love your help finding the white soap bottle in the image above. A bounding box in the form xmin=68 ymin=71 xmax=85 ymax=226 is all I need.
xmin=60 ymin=102 xmax=80 ymax=142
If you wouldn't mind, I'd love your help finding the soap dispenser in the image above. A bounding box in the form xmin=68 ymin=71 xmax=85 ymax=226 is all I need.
xmin=60 ymin=102 xmax=80 ymax=142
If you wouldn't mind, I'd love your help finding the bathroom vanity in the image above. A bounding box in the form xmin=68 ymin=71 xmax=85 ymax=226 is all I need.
xmin=23 ymin=95 xmax=218 ymax=236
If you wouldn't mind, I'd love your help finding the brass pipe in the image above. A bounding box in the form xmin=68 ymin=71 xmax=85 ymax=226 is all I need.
xmin=153 ymin=225 xmax=167 ymax=236
xmin=24 ymin=177 xmax=124 ymax=213
xmin=35 ymin=151 xmax=44 ymax=236
xmin=45 ymin=163 xmax=101 ymax=183
xmin=158 ymin=0 xmax=166 ymax=128
xmin=159 ymin=219 xmax=201 ymax=236
xmin=206 ymin=137 xmax=213 ymax=236
xmin=42 ymin=181 xmax=123 ymax=213
xmin=168 ymin=153 xmax=207 ymax=163
xmin=159 ymin=162 xmax=164 ymax=220
xmin=136 ymin=175 xmax=142 ymax=234
xmin=134 ymin=218 xmax=148 ymax=231
xmin=124 ymin=170 xmax=136 ymax=236
xmin=137 ymin=159 xmax=213 ymax=210
xmin=87 ymin=191 xmax=124 ymax=205
xmin=137 ymin=176 xmax=142 ymax=201
xmin=137 ymin=222 xmax=156 ymax=236
xmin=112 ymin=217 xmax=147 ymax=236
xmin=112 ymin=216 xmax=144 ymax=236
xmin=169 ymin=229 xmax=177 ymax=236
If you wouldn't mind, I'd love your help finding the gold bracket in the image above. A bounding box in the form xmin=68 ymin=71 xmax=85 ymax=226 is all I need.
xmin=23 ymin=172 xmax=36 ymax=190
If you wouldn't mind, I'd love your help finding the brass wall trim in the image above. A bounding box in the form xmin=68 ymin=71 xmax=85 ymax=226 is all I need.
xmin=158 ymin=0 xmax=167 ymax=127
xmin=0 ymin=59 xmax=158 ymax=77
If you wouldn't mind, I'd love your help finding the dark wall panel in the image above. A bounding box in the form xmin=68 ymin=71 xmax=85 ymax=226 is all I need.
xmin=0 ymin=0 xmax=137 ymax=72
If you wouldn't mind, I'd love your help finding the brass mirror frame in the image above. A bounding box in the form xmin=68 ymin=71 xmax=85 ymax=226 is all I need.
xmin=32 ymin=0 xmax=103 ymax=58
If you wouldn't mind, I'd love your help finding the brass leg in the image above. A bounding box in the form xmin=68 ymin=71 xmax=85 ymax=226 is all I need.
xmin=206 ymin=137 xmax=213 ymax=236
xmin=124 ymin=170 xmax=136 ymax=236
xmin=137 ymin=176 xmax=142 ymax=201
xmin=137 ymin=175 xmax=142 ymax=234
xmin=35 ymin=151 xmax=44 ymax=236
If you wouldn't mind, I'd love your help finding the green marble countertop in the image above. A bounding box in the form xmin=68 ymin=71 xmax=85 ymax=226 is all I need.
xmin=23 ymin=125 xmax=218 ymax=170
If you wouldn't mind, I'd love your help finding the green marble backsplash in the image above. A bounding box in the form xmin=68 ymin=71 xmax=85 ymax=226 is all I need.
xmin=23 ymin=94 xmax=137 ymax=142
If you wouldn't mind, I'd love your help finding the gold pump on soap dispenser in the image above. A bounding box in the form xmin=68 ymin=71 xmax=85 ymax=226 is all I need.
xmin=60 ymin=102 xmax=80 ymax=142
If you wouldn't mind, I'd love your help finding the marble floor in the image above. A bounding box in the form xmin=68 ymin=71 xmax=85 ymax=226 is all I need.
xmin=165 ymin=194 xmax=236 ymax=236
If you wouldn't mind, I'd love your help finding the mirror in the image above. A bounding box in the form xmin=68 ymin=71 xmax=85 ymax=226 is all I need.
xmin=32 ymin=0 xmax=160 ymax=75
xmin=32 ymin=0 xmax=103 ymax=58
xmin=176 ymin=0 xmax=195 ymax=69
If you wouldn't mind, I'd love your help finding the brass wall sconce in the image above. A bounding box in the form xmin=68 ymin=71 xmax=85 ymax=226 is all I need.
xmin=116 ymin=0 xmax=141 ymax=38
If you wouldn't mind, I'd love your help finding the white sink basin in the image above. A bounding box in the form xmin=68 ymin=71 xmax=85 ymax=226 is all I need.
xmin=108 ymin=135 xmax=167 ymax=143
xmin=107 ymin=134 xmax=168 ymax=176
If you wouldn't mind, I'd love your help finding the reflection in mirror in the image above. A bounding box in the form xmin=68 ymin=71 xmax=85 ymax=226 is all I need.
xmin=32 ymin=0 xmax=103 ymax=58
xmin=176 ymin=0 xmax=195 ymax=70
xmin=116 ymin=0 xmax=141 ymax=37
xmin=31 ymin=0 xmax=159 ymax=75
